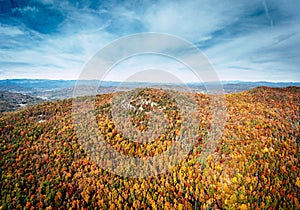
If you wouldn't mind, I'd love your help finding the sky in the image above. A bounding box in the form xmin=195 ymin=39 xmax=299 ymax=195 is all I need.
xmin=0 ymin=0 xmax=299 ymax=82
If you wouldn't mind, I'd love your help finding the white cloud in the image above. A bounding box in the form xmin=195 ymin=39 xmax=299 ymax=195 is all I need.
xmin=0 ymin=25 xmax=24 ymax=36
xmin=11 ymin=6 xmax=39 ymax=14
xmin=143 ymin=0 xmax=252 ymax=41
xmin=205 ymin=21 xmax=300 ymax=81
xmin=1 ymin=0 xmax=300 ymax=81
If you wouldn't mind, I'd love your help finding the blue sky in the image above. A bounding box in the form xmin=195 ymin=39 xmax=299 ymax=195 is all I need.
xmin=0 ymin=0 xmax=299 ymax=82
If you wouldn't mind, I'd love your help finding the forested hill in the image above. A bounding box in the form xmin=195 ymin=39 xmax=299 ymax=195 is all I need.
xmin=0 ymin=86 xmax=299 ymax=209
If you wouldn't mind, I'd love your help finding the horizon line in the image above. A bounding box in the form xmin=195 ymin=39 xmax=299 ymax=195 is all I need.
xmin=1 ymin=78 xmax=300 ymax=83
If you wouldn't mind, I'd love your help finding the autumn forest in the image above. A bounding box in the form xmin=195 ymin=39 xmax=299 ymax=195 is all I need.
xmin=1 ymin=86 xmax=299 ymax=209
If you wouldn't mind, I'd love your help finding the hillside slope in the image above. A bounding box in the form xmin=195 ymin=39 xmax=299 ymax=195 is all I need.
xmin=0 ymin=91 xmax=44 ymax=113
xmin=0 ymin=87 xmax=299 ymax=209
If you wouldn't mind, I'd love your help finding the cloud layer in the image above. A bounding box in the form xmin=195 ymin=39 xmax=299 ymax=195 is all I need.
xmin=0 ymin=0 xmax=299 ymax=81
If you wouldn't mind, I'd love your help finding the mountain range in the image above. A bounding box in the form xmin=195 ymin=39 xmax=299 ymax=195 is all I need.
xmin=0 ymin=79 xmax=299 ymax=113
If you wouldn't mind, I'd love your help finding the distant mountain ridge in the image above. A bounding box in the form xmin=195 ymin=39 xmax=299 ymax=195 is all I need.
xmin=0 ymin=79 xmax=299 ymax=93
xmin=0 ymin=79 xmax=299 ymax=111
